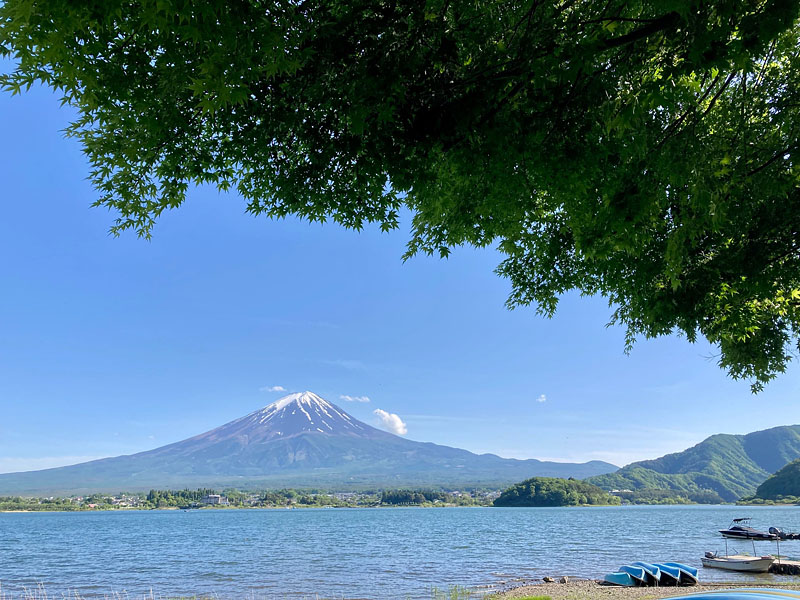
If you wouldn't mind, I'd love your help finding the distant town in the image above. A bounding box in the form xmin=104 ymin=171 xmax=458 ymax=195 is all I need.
xmin=0 ymin=488 xmax=503 ymax=511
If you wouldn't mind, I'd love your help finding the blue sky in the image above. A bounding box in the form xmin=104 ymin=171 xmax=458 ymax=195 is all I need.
xmin=2 ymin=83 xmax=800 ymax=476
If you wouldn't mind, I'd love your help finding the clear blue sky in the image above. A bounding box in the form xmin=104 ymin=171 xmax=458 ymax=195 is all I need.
xmin=2 ymin=82 xmax=800 ymax=476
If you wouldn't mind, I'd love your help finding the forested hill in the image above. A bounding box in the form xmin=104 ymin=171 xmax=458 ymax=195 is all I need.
xmin=493 ymin=477 xmax=619 ymax=507
xmin=586 ymin=425 xmax=800 ymax=502
xmin=754 ymin=459 xmax=800 ymax=501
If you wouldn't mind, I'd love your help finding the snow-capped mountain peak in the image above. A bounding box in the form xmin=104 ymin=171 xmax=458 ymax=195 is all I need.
xmin=250 ymin=391 xmax=364 ymax=435
xmin=190 ymin=391 xmax=373 ymax=444
xmin=0 ymin=390 xmax=620 ymax=494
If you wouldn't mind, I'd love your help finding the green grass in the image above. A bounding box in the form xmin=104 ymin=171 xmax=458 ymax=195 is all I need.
xmin=429 ymin=585 xmax=480 ymax=599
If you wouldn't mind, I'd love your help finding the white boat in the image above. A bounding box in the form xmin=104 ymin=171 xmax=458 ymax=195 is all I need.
xmin=701 ymin=553 xmax=774 ymax=573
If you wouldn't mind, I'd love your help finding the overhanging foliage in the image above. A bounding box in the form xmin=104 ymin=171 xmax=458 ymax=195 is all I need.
xmin=2 ymin=0 xmax=799 ymax=389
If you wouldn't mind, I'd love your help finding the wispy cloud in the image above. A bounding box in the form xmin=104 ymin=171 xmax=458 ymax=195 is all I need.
xmin=322 ymin=359 xmax=366 ymax=371
xmin=340 ymin=395 xmax=370 ymax=403
xmin=374 ymin=409 xmax=408 ymax=435
xmin=536 ymin=394 xmax=547 ymax=403
xmin=260 ymin=385 xmax=286 ymax=392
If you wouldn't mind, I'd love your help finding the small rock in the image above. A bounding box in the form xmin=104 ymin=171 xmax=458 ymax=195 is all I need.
xmin=543 ymin=577 xmax=555 ymax=583
xmin=560 ymin=576 xmax=569 ymax=584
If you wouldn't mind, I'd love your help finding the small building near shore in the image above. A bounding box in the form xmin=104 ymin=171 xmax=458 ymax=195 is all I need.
xmin=202 ymin=494 xmax=229 ymax=506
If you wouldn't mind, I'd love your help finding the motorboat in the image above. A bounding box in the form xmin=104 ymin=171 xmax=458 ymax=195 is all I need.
xmin=769 ymin=526 xmax=800 ymax=540
xmin=603 ymin=572 xmax=638 ymax=586
xmin=701 ymin=552 xmax=775 ymax=573
xmin=663 ymin=562 xmax=699 ymax=585
xmin=618 ymin=565 xmax=648 ymax=585
xmin=719 ymin=518 xmax=777 ymax=541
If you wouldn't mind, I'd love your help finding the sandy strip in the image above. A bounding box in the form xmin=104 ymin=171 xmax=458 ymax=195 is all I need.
xmin=496 ymin=580 xmax=800 ymax=599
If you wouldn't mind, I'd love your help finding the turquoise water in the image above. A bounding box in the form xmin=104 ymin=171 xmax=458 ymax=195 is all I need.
xmin=2 ymin=505 xmax=800 ymax=599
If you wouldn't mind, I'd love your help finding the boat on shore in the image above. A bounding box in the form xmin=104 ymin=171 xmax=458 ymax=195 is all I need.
xmin=663 ymin=561 xmax=700 ymax=585
xmin=606 ymin=561 xmax=698 ymax=587
xmin=652 ymin=562 xmax=682 ymax=585
xmin=631 ymin=562 xmax=661 ymax=585
xmin=603 ymin=572 xmax=638 ymax=586
xmin=618 ymin=565 xmax=648 ymax=585
xmin=701 ymin=552 xmax=775 ymax=573
xmin=719 ymin=518 xmax=777 ymax=541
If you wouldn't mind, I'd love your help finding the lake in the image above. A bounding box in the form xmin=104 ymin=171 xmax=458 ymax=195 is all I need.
xmin=2 ymin=505 xmax=800 ymax=599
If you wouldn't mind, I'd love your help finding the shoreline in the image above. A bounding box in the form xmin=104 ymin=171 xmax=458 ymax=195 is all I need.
xmin=495 ymin=580 xmax=800 ymax=599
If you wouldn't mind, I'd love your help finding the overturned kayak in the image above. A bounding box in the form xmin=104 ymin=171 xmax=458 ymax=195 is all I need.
xmin=618 ymin=565 xmax=649 ymax=585
xmin=603 ymin=572 xmax=638 ymax=587
xmin=653 ymin=562 xmax=682 ymax=585
xmin=663 ymin=561 xmax=699 ymax=585
xmin=631 ymin=561 xmax=661 ymax=585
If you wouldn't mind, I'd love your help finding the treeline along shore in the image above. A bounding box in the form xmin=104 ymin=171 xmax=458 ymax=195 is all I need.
xmin=4 ymin=474 xmax=778 ymax=512
xmin=0 ymin=487 xmax=499 ymax=511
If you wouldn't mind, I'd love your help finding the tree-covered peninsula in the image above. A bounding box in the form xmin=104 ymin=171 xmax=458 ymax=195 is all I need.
xmin=748 ymin=459 xmax=800 ymax=503
xmin=493 ymin=477 xmax=620 ymax=507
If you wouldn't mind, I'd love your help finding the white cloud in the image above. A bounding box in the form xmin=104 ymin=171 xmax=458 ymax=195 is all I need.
xmin=340 ymin=394 xmax=370 ymax=403
xmin=536 ymin=394 xmax=547 ymax=403
xmin=260 ymin=385 xmax=286 ymax=392
xmin=374 ymin=409 xmax=408 ymax=435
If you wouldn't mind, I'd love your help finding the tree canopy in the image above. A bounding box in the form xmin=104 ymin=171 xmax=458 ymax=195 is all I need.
xmin=2 ymin=0 xmax=799 ymax=389
xmin=494 ymin=476 xmax=619 ymax=506
xmin=754 ymin=458 xmax=800 ymax=500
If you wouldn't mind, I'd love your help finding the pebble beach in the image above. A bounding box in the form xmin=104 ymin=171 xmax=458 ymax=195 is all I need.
xmin=496 ymin=580 xmax=800 ymax=600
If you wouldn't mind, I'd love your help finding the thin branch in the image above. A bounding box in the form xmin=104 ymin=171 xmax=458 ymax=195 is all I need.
xmin=599 ymin=11 xmax=680 ymax=50
xmin=746 ymin=146 xmax=797 ymax=178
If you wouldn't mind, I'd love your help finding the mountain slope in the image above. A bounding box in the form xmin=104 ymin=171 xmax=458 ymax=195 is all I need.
xmin=0 ymin=392 xmax=618 ymax=494
xmin=586 ymin=425 xmax=800 ymax=501
xmin=754 ymin=458 xmax=800 ymax=500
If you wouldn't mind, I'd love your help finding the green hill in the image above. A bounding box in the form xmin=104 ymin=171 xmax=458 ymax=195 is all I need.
xmin=493 ymin=477 xmax=620 ymax=507
xmin=754 ymin=459 xmax=800 ymax=501
xmin=586 ymin=425 xmax=800 ymax=502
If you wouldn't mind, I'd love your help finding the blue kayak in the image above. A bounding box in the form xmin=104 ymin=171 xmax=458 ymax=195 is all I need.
xmin=663 ymin=561 xmax=699 ymax=585
xmin=719 ymin=591 xmax=800 ymax=598
xmin=631 ymin=561 xmax=661 ymax=584
xmin=603 ymin=572 xmax=637 ymax=587
xmin=675 ymin=590 xmax=800 ymax=600
xmin=619 ymin=565 xmax=648 ymax=585
xmin=653 ymin=562 xmax=682 ymax=585
xmin=684 ymin=591 xmax=800 ymax=599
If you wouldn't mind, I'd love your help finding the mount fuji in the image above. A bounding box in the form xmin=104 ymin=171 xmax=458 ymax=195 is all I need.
xmin=0 ymin=391 xmax=617 ymax=494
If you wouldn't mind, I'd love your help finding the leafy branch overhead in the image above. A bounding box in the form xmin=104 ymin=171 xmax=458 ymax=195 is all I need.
xmin=2 ymin=0 xmax=799 ymax=390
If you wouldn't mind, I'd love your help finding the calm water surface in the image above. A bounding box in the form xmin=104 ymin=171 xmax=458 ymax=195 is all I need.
xmin=2 ymin=505 xmax=800 ymax=599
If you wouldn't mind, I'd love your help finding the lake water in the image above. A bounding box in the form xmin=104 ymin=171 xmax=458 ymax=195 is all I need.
xmin=2 ymin=505 xmax=800 ymax=599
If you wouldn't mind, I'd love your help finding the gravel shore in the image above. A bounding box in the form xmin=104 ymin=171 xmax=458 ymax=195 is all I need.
xmin=495 ymin=580 xmax=800 ymax=600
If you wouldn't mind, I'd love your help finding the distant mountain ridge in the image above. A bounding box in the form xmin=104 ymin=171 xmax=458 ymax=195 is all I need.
xmin=586 ymin=425 xmax=800 ymax=501
xmin=0 ymin=391 xmax=618 ymax=495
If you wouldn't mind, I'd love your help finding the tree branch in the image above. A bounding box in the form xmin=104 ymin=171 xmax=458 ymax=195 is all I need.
xmin=599 ymin=11 xmax=680 ymax=50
